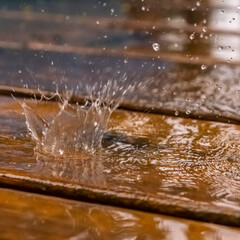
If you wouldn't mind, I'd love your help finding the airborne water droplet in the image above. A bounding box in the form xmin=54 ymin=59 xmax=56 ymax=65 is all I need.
xmin=202 ymin=27 xmax=207 ymax=33
xmin=152 ymin=43 xmax=160 ymax=51
xmin=201 ymin=64 xmax=207 ymax=70
xmin=189 ymin=33 xmax=195 ymax=40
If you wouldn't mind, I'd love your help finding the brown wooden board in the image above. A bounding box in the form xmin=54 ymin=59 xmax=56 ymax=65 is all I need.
xmin=1 ymin=95 xmax=240 ymax=226
xmin=1 ymin=188 xmax=240 ymax=240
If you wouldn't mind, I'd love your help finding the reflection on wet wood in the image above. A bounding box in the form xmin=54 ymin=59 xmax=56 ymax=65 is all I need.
xmin=1 ymin=96 xmax=240 ymax=226
xmin=1 ymin=188 xmax=240 ymax=240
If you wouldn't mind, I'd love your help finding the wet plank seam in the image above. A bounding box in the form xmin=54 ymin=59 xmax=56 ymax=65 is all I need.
xmin=0 ymin=169 xmax=239 ymax=228
xmin=0 ymin=85 xmax=239 ymax=125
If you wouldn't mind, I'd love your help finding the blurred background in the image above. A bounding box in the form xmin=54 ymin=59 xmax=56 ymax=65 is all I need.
xmin=0 ymin=0 xmax=239 ymax=63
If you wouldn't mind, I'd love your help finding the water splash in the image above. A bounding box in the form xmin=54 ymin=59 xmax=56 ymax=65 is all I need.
xmin=36 ymin=151 xmax=106 ymax=185
xmin=21 ymin=78 xmax=135 ymax=156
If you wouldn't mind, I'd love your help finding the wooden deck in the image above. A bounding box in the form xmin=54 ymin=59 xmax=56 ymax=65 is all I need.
xmin=1 ymin=1 xmax=240 ymax=239
xmin=2 ymin=188 xmax=240 ymax=239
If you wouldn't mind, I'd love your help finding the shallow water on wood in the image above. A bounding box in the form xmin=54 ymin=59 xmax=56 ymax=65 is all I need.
xmin=1 ymin=96 xmax=240 ymax=218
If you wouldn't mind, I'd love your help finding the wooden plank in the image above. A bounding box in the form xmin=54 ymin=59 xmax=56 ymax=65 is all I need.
xmin=1 ymin=9 xmax=240 ymax=37
xmin=0 ymin=40 xmax=226 ymax=66
xmin=1 ymin=188 xmax=240 ymax=240
xmin=0 ymin=48 xmax=240 ymax=124
xmin=0 ymin=14 xmax=227 ymax=67
xmin=0 ymin=4 xmax=239 ymax=66
xmin=1 ymin=95 xmax=240 ymax=226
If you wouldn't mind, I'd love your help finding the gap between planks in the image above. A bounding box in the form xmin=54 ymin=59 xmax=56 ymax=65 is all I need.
xmin=0 ymin=85 xmax=240 ymax=125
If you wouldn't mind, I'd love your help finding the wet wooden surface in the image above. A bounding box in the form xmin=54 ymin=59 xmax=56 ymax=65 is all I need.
xmin=0 ymin=2 xmax=240 ymax=123
xmin=2 ymin=188 xmax=240 ymax=240
xmin=0 ymin=1 xmax=239 ymax=64
xmin=1 ymin=49 xmax=240 ymax=124
xmin=1 ymin=95 xmax=240 ymax=227
xmin=1 ymin=0 xmax=240 ymax=237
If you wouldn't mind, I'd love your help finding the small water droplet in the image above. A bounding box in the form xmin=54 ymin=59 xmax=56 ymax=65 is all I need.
xmin=189 ymin=33 xmax=195 ymax=40
xmin=152 ymin=43 xmax=160 ymax=51
xmin=201 ymin=64 xmax=207 ymax=70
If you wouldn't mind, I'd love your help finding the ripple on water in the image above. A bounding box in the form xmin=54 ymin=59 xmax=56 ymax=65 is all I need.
xmin=1 ymin=96 xmax=240 ymax=208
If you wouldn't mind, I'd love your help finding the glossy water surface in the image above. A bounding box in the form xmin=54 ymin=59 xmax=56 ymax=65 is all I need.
xmin=2 ymin=188 xmax=240 ymax=240
xmin=1 ymin=96 xmax=240 ymax=216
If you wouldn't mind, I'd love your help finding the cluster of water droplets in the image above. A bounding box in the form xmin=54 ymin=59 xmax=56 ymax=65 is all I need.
xmin=21 ymin=75 xmax=135 ymax=157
